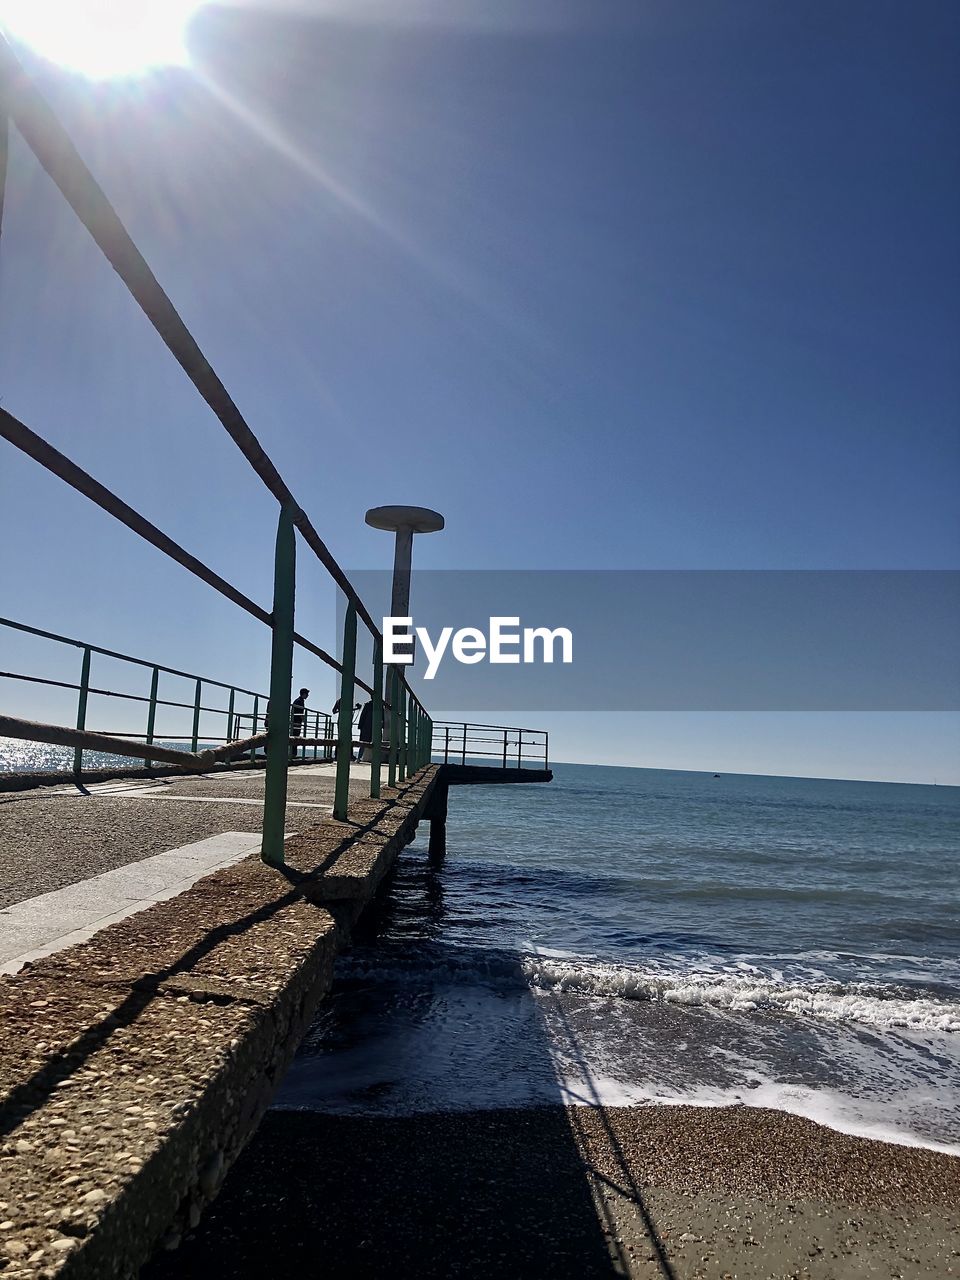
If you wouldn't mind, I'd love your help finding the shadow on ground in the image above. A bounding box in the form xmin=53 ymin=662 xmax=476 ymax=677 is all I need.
xmin=143 ymin=1107 xmax=622 ymax=1279
xmin=142 ymin=837 xmax=675 ymax=1280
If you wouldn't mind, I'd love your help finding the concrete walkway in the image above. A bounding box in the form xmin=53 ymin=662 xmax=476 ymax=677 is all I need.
xmin=0 ymin=831 xmax=264 ymax=974
xmin=0 ymin=761 xmax=373 ymax=909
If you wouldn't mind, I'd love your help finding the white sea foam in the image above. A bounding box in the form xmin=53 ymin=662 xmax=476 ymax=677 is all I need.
xmin=521 ymin=956 xmax=960 ymax=1031
xmin=338 ymin=947 xmax=960 ymax=1033
xmin=551 ymin=1069 xmax=960 ymax=1156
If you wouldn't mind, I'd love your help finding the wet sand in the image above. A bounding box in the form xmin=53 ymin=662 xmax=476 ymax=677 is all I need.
xmin=142 ymin=1103 xmax=960 ymax=1278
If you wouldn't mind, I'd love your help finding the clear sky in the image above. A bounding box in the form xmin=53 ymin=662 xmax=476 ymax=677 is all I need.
xmin=1 ymin=0 xmax=958 ymax=782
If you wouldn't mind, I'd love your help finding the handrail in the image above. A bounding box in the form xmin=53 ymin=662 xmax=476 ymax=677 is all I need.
xmin=431 ymin=721 xmax=549 ymax=771
xmin=0 ymin=409 xmax=273 ymax=625
xmin=0 ymin=617 xmax=342 ymax=773
xmin=0 ymin=616 xmax=263 ymax=695
xmin=0 ymin=36 xmax=409 ymax=673
xmin=0 ymin=38 xmax=436 ymax=859
xmin=432 ymin=719 xmax=548 ymax=735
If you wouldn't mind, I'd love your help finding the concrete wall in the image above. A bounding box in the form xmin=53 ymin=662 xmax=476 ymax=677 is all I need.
xmin=0 ymin=768 xmax=439 ymax=1279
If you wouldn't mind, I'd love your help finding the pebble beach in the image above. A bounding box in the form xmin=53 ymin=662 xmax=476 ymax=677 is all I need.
xmin=144 ymin=1102 xmax=960 ymax=1278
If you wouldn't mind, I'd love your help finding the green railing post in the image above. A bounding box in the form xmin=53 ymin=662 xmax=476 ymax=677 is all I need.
xmin=333 ymin=600 xmax=357 ymax=820
xmin=191 ymin=678 xmax=202 ymax=753
xmin=406 ymin=695 xmax=416 ymax=775
xmin=387 ymin=666 xmax=398 ymax=788
xmin=144 ymin=665 xmax=159 ymax=768
xmin=398 ymin=684 xmax=408 ymax=782
xmin=370 ymin=639 xmax=383 ymax=799
xmin=250 ymin=695 xmax=259 ymax=762
xmin=262 ymin=504 xmax=296 ymax=867
xmin=226 ymin=686 xmax=235 ymax=768
xmin=73 ymin=645 xmax=91 ymax=777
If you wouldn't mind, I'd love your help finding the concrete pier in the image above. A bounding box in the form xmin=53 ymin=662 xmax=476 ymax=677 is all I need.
xmin=0 ymin=765 xmax=440 ymax=1278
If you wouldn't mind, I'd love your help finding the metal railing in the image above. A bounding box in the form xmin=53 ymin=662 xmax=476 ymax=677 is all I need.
xmin=433 ymin=722 xmax=549 ymax=771
xmin=0 ymin=37 xmax=436 ymax=863
xmin=0 ymin=616 xmax=349 ymax=770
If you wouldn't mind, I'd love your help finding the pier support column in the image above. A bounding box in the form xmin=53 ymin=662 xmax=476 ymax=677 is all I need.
xmin=426 ymin=776 xmax=448 ymax=862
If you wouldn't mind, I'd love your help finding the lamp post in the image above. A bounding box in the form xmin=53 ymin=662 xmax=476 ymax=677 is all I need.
xmin=365 ymin=503 xmax=443 ymax=808
xmin=364 ymin=505 xmax=445 ymax=627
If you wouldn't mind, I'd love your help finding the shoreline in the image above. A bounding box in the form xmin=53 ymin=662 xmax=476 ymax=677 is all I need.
xmin=144 ymin=1101 xmax=960 ymax=1278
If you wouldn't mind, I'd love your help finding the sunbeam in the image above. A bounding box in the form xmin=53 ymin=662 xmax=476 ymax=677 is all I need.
xmin=193 ymin=60 xmax=548 ymax=359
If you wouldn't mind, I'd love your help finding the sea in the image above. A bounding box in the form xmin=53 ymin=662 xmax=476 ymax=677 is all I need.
xmin=4 ymin=744 xmax=958 ymax=1152
xmin=273 ymin=762 xmax=960 ymax=1153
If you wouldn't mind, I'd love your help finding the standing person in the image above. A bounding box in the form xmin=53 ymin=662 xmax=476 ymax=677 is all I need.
xmin=332 ymin=698 xmax=361 ymax=759
xmin=356 ymin=699 xmax=374 ymax=762
xmin=290 ymin=687 xmax=309 ymax=759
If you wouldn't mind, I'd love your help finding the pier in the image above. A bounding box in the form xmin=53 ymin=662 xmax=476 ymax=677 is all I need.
xmin=0 ymin=38 xmax=552 ymax=1277
xmin=0 ymin=751 xmax=551 ymax=1276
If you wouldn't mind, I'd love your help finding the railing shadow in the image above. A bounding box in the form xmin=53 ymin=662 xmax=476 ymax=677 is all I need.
xmin=0 ymin=787 xmax=417 ymax=1142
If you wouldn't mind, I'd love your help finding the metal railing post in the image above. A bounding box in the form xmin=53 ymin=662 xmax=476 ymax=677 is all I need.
xmin=517 ymin=728 xmax=522 ymax=768
xmin=398 ymin=685 xmax=408 ymax=782
xmin=262 ymin=504 xmax=296 ymax=866
xmin=226 ymin=687 xmax=235 ymax=768
xmin=461 ymin=722 xmax=467 ymax=766
xmin=250 ymin=695 xmax=259 ymax=762
xmin=73 ymin=645 xmax=91 ymax=776
xmin=333 ymin=600 xmax=357 ymax=820
xmin=370 ymin=639 xmax=383 ymax=799
xmin=191 ymin=678 xmax=202 ymax=753
xmin=144 ymin=665 xmax=159 ymax=768
xmin=406 ymin=696 xmax=416 ymax=774
xmin=545 ymin=732 xmax=549 ymax=771
xmin=502 ymin=728 xmax=508 ymax=769
xmin=444 ymin=725 xmax=450 ymax=764
xmin=387 ymin=667 xmax=399 ymax=787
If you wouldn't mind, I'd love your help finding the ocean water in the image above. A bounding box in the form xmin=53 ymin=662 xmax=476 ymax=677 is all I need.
xmin=0 ymin=738 xmax=230 ymax=775
xmin=275 ymin=763 xmax=960 ymax=1153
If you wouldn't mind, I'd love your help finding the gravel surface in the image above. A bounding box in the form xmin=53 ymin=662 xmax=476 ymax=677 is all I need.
xmin=0 ymin=769 xmax=371 ymax=908
xmin=141 ymin=1106 xmax=960 ymax=1279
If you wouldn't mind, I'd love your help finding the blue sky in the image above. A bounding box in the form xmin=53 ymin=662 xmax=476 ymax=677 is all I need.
xmin=1 ymin=0 xmax=958 ymax=781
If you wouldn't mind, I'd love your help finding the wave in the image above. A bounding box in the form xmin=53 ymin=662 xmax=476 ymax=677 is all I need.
xmin=522 ymin=957 xmax=960 ymax=1030
xmin=337 ymin=945 xmax=960 ymax=1033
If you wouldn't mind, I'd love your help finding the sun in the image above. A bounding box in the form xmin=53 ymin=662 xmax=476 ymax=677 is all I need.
xmin=0 ymin=0 xmax=204 ymax=80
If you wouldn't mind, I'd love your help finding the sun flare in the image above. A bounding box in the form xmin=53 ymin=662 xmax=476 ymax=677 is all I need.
xmin=0 ymin=0 xmax=203 ymax=80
